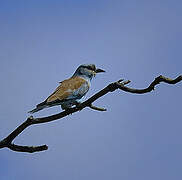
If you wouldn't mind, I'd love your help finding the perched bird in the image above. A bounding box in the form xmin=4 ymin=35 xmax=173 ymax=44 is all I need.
xmin=28 ymin=64 xmax=105 ymax=113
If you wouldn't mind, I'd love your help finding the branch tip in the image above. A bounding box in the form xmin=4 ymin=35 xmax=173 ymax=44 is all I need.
xmin=89 ymin=104 xmax=107 ymax=111
xmin=118 ymin=79 xmax=124 ymax=83
xmin=122 ymin=80 xmax=131 ymax=85
xmin=8 ymin=143 xmax=48 ymax=153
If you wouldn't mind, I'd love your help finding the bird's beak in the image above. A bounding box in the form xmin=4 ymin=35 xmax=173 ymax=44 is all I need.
xmin=95 ymin=68 xmax=105 ymax=73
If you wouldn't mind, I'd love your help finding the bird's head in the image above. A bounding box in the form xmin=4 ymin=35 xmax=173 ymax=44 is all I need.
xmin=73 ymin=64 xmax=105 ymax=79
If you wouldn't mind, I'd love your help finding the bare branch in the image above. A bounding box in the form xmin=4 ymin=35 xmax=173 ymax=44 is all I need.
xmin=89 ymin=104 xmax=107 ymax=111
xmin=116 ymin=75 xmax=182 ymax=94
xmin=8 ymin=144 xmax=48 ymax=153
xmin=0 ymin=75 xmax=181 ymax=153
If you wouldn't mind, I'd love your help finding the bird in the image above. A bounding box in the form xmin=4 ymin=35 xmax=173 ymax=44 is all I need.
xmin=28 ymin=64 xmax=105 ymax=113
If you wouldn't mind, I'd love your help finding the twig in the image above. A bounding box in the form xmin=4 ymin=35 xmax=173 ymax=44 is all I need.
xmin=0 ymin=75 xmax=181 ymax=153
xmin=116 ymin=75 xmax=182 ymax=94
xmin=89 ymin=104 xmax=107 ymax=111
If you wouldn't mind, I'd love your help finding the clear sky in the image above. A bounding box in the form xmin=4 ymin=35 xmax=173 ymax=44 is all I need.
xmin=0 ymin=0 xmax=182 ymax=180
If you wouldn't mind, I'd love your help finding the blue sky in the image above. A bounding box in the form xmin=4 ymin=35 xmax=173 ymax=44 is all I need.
xmin=0 ymin=0 xmax=182 ymax=180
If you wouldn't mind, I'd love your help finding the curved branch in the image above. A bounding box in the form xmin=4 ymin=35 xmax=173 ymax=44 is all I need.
xmin=116 ymin=75 xmax=182 ymax=94
xmin=8 ymin=144 xmax=48 ymax=153
xmin=89 ymin=104 xmax=107 ymax=111
xmin=0 ymin=75 xmax=181 ymax=153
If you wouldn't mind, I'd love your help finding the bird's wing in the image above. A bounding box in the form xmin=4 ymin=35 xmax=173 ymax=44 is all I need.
xmin=46 ymin=76 xmax=89 ymax=103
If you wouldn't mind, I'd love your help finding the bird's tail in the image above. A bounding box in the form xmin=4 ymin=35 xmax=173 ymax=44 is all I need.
xmin=28 ymin=101 xmax=47 ymax=114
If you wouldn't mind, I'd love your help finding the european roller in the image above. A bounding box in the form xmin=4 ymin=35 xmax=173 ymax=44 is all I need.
xmin=28 ymin=64 xmax=105 ymax=113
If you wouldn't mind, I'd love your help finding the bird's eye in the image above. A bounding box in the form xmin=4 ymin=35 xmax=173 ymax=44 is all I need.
xmin=87 ymin=65 xmax=96 ymax=71
xmin=87 ymin=66 xmax=93 ymax=70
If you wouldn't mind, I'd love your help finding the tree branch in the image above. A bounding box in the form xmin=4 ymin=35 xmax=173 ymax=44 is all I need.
xmin=0 ymin=75 xmax=181 ymax=153
xmin=89 ymin=104 xmax=107 ymax=111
